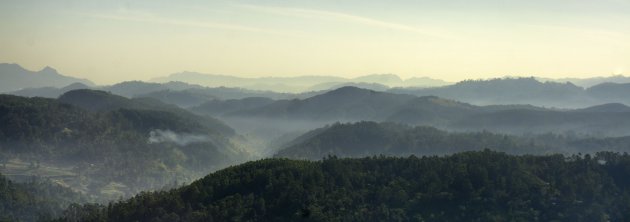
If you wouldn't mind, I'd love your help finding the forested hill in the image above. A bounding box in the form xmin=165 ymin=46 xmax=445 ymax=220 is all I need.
xmin=275 ymin=121 xmax=630 ymax=160
xmin=56 ymin=151 xmax=630 ymax=221
xmin=0 ymin=173 xmax=88 ymax=222
xmin=58 ymin=89 xmax=235 ymax=135
xmin=0 ymin=93 xmax=249 ymax=201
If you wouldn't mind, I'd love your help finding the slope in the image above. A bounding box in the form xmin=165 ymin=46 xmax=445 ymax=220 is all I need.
xmin=0 ymin=173 xmax=88 ymax=222
xmin=57 ymin=151 xmax=630 ymax=221
xmin=0 ymin=63 xmax=93 ymax=93
xmin=0 ymin=93 xmax=246 ymax=201
xmin=230 ymin=86 xmax=417 ymax=121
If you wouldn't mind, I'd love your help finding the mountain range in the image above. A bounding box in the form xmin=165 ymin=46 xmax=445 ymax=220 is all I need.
xmin=389 ymin=77 xmax=630 ymax=108
xmin=8 ymin=75 xmax=630 ymax=140
xmin=198 ymin=86 xmax=630 ymax=137
xmin=538 ymin=75 xmax=630 ymax=88
xmin=5 ymin=62 xmax=630 ymax=220
xmin=4 ymin=63 xmax=630 ymax=109
xmin=151 ymin=72 xmax=451 ymax=92
xmin=9 ymin=80 xmax=314 ymax=107
xmin=0 ymin=63 xmax=93 ymax=93
xmin=7 ymin=76 xmax=630 ymax=112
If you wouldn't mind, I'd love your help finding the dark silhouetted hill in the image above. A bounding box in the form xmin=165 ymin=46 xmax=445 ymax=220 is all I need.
xmin=0 ymin=173 xmax=88 ymax=222
xmin=57 ymin=151 xmax=630 ymax=221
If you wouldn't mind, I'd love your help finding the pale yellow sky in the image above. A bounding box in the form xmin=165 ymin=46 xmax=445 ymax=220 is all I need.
xmin=0 ymin=0 xmax=629 ymax=84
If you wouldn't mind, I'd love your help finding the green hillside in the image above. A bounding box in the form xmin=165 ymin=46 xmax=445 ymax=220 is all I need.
xmin=56 ymin=150 xmax=630 ymax=221
xmin=0 ymin=92 xmax=248 ymax=201
xmin=0 ymin=173 xmax=87 ymax=222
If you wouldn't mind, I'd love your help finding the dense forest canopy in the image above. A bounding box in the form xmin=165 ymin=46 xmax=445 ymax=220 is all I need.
xmin=54 ymin=151 xmax=630 ymax=221
xmin=0 ymin=173 xmax=88 ymax=222
xmin=0 ymin=92 xmax=250 ymax=202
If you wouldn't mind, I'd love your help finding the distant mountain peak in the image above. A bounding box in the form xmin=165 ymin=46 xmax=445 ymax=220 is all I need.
xmin=324 ymin=86 xmax=374 ymax=96
xmin=61 ymin=82 xmax=90 ymax=90
xmin=0 ymin=63 xmax=93 ymax=92
xmin=39 ymin=66 xmax=58 ymax=74
xmin=353 ymin=74 xmax=403 ymax=83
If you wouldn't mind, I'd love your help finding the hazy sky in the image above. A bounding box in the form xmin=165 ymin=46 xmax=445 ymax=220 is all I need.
xmin=1 ymin=0 xmax=629 ymax=84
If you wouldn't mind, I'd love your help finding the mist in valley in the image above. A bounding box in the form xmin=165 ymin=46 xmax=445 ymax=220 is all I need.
xmin=5 ymin=69 xmax=630 ymax=220
xmin=2 ymin=0 xmax=630 ymax=220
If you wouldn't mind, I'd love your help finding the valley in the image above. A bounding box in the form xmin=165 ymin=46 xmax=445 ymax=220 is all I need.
xmin=1 ymin=1 xmax=629 ymax=218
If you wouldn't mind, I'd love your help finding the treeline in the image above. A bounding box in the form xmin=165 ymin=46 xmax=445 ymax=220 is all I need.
xmin=0 ymin=173 xmax=87 ymax=222
xmin=54 ymin=150 xmax=630 ymax=221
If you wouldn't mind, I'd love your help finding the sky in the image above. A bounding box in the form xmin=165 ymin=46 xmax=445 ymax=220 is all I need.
xmin=0 ymin=0 xmax=629 ymax=84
